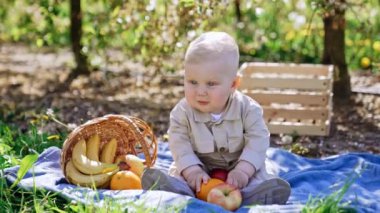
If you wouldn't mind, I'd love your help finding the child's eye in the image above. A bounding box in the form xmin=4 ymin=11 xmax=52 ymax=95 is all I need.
xmin=207 ymin=82 xmax=217 ymax=86
xmin=189 ymin=80 xmax=197 ymax=85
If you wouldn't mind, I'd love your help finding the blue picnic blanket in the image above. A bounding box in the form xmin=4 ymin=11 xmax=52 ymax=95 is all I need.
xmin=4 ymin=142 xmax=380 ymax=213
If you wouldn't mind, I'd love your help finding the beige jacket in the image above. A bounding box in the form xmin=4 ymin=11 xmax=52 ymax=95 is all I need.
xmin=168 ymin=90 xmax=270 ymax=177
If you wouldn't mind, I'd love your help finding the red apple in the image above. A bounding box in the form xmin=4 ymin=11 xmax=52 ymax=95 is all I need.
xmin=210 ymin=168 xmax=228 ymax=182
xmin=207 ymin=183 xmax=242 ymax=211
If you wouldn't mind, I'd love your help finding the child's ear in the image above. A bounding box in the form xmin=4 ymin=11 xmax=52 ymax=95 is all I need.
xmin=232 ymin=76 xmax=241 ymax=89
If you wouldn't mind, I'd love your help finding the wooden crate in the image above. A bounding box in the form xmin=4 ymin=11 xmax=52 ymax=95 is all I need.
xmin=239 ymin=62 xmax=334 ymax=136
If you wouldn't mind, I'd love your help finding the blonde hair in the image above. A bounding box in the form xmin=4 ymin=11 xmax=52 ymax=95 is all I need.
xmin=184 ymin=32 xmax=239 ymax=75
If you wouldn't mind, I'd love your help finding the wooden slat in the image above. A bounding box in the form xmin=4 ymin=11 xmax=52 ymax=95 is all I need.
xmin=239 ymin=62 xmax=333 ymax=136
xmin=246 ymin=92 xmax=329 ymax=106
xmin=240 ymin=77 xmax=331 ymax=90
xmin=262 ymin=106 xmax=329 ymax=120
xmin=241 ymin=62 xmax=332 ymax=76
xmin=267 ymin=121 xmax=330 ymax=136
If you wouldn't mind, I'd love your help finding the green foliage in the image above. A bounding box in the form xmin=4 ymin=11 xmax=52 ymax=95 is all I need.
xmin=0 ymin=0 xmax=379 ymax=72
xmin=0 ymin=120 xmax=65 ymax=168
xmin=79 ymin=0 xmax=226 ymax=72
xmin=10 ymin=154 xmax=38 ymax=189
xmin=232 ymin=0 xmax=380 ymax=71
xmin=0 ymin=0 xmax=69 ymax=46
xmin=306 ymin=0 xmax=380 ymax=71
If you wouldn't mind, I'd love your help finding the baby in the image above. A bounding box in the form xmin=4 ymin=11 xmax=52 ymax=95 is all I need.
xmin=142 ymin=31 xmax=290 ymax=205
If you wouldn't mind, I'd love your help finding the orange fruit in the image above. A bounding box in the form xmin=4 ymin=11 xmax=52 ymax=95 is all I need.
xmin=196 ymin=178 xmax=224 ymax=201
xmin=110 ymin=170 xmax=142 ymax=190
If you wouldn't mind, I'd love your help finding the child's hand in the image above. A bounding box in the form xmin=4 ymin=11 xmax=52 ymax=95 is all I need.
xmin=182 ymin=165 xmax=210 ymax=193
xmin=226 ymin=160 xmax=256 ymax=189
xmin=226 ymin=169 xmax=249 ymax=188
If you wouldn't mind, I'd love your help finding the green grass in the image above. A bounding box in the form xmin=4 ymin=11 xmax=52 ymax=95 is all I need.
xmin=302 ymin=174 xmax=358 ymax=213
xmin=0 ymin=115 xmax=358 ymax=212
xmin=0 ymin=185 xmax=66 ymax=212
xmin=0 ymin=118 xmax=69 ymax=212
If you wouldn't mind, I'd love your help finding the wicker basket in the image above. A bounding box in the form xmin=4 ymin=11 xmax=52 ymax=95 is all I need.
xmin=60 ymin=114 xmax=158 ymax=177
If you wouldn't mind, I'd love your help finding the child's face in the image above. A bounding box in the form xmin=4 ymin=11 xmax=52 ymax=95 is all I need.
xmin=184 ymin=61 xmax=237 ymax=114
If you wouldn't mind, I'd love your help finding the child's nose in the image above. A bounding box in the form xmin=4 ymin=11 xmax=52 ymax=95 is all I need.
xmin=196 ymin=85 xmax=207 ymax=95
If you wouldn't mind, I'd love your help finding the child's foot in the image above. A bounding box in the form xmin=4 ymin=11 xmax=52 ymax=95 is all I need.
xmin=141 ymin=168 xmax=195 ymax=197
xmin=243 ymin=178 xmax=291 ymax=205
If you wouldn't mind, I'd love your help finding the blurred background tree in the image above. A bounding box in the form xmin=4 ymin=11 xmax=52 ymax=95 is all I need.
xmin=311 ymin=0 xmax=351 ymax=98
xmin=70 ymin=0 xmax=89 ymax=79
xmin=0 ymin=0 xmax=379 ymax=99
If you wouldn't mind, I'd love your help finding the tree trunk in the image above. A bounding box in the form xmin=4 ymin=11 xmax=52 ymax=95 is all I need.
xmin=321 ymin=0 xmax=351 ymax=99
xmin=234 ymin=0 xmax=241 ymax=22
xmin=46 ymin=0 xmax=90 ymax=94
xmin=70 ymin=0 xmax=89 ymax=78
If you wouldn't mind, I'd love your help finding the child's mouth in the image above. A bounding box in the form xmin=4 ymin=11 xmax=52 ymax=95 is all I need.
xmin=198 ymin=101 xmax=208 ymax=105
